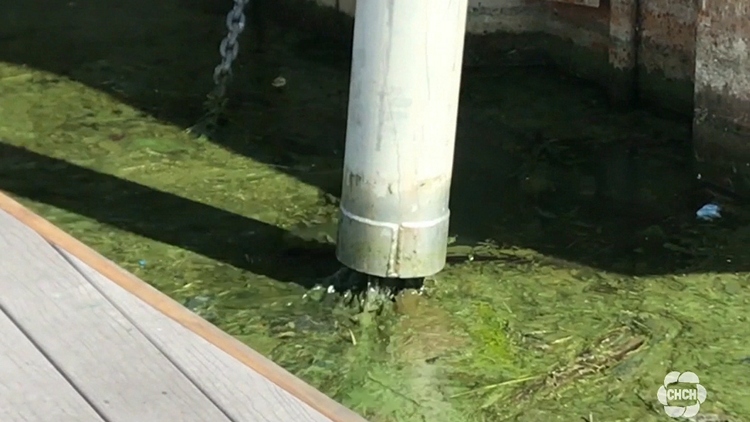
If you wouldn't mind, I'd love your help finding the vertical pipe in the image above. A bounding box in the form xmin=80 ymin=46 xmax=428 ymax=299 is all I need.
xmin=336 ymin=0 xmax=468 ymax=278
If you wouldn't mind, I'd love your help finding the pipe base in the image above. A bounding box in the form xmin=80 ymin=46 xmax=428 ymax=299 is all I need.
xmin=335 ymin=207 xmax=450 ymax=279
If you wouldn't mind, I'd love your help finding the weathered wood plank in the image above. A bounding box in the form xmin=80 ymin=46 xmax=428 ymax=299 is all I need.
xmin=62 ymin=249 xmax=334 ymax=422
xmin=0 ymin=308 xmax=104 ymax=422
xmin=0 ymin=191 xmax=368 ymax=422
xmin=0 ymin=210 xmax=232 ymax=422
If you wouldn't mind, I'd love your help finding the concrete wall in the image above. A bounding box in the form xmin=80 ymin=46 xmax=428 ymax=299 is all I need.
xmin=287 ymin=0 xmax=750 ymax=196
xmin=693 ymin=0 xmax=750 ymax=195
xmin=316 ymin=0 xmax=546 ymax=34
xmin=637 ymin=0 xmax=697 ymax=112
xmin=301 ymin=0 xmax=697 ymax=112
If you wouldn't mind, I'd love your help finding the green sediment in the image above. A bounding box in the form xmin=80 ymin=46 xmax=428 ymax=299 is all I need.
xmin=0 ymin=4 xmax=749 ymax=421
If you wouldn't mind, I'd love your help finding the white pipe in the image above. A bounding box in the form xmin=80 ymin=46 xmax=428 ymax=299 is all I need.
xmin=336 ymin=0 xmax=468 ymax=278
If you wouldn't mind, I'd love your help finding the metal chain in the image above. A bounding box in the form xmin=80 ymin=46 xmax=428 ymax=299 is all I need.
xmin=191 ymin=0 xmax=250 ymax=136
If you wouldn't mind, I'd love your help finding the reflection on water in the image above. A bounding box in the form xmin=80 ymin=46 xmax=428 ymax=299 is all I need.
xmin=1 ymin=3 xmax=749 ymax=420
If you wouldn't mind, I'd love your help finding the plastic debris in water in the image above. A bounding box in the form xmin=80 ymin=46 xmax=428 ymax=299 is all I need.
xmin=271 ymin=76 xmax=286 ymax=88
xmin=696 ymin=203 xmax=721 ymax=221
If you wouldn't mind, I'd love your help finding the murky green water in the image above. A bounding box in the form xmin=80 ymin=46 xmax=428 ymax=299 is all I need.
xmin=1 ymin=1 xmax=749 ymax=421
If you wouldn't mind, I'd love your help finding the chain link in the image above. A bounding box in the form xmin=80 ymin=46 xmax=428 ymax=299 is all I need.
xmin=191 ymin=0 xmax=250 ymax=136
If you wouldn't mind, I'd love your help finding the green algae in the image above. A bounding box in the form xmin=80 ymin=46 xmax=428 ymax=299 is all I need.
xmin=464 ymin=301 xmax=523 ymax=379
xmin=1 ymin=3 xmax=749 ymax=421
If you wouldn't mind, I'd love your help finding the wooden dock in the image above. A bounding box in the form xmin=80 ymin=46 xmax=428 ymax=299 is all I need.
xmin=0 ymin=192 xmax=367 ymax=422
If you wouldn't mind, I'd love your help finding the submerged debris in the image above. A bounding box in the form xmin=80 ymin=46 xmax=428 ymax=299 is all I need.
xmin=303 ymin=266 xmax=425 ymax=314
xmin=696 ymin=203 xmax=722 ymax=221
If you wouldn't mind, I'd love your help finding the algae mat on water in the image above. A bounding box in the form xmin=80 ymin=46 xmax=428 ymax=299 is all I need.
xmin=1 ymin=59 xmax=749 ymax=422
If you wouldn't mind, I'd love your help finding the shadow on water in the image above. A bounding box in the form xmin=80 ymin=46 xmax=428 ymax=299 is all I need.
xmin=0 ymin=143 xmax=339 ymax=287
xmin=0 ymin=0 xmax=748 ymax=279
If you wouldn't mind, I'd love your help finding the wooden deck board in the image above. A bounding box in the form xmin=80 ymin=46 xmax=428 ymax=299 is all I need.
xmin=0 ymin=308 xmax=104 ymax=422
xmin=61 ymin=248 xmax=334 ymax=422
xmin=0 ymin=209 xmax=233 ymax=422
xmin=0 ymin=191 xmax=367 ymax=422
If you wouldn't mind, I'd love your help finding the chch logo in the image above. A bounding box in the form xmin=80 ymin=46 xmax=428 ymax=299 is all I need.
xmin=657 ymin=371 xmax=707 ymax=418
